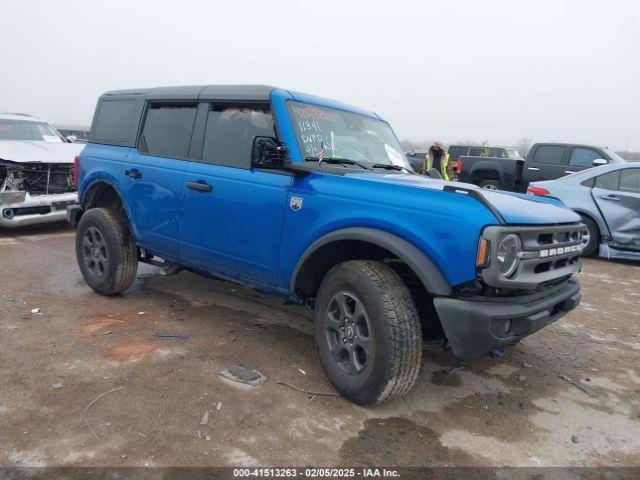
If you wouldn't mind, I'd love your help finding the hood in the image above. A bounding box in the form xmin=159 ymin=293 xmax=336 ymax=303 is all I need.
xmin=343 ymin=171 xmax=581 ymax=225
xmin=0 ymin=141 xmax=84 ymax=164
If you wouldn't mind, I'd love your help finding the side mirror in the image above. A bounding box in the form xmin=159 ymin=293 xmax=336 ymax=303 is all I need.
xmin=592 ymin=158 xmax=607 ymax=167
xmin=252 ymin=137 xmax=289 ymax=170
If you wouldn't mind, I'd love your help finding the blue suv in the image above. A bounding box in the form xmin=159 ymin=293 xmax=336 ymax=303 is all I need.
xmin=69 ymin=85 xmax=583 ymax=404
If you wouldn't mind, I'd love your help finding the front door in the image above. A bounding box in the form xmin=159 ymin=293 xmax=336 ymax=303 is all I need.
xmin=121 ymin=102 xmax=197 ymax=258
xmin=179 ymin=102 xmax=292 ymax=284
xmin=592 ymin=167 xmax=640 ymax=247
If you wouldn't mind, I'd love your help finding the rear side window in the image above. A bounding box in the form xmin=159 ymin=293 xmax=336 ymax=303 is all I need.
xmin=532 ymin=145 xmax=565 ymax=165
xmin=201 ymin=104 xmax=274 ymax=169
xmin=93 ymin=99 xmax=137 ymax=143
xmin=140 ymin=104 xmax=197 ymax=159
xmin=469 ymin=147 xmax=483 ymax=156
xmin=594 ymin=170 xmax=620 ymax=190
xmin=488 ymin=148 xmax=506 ymax=158
xmin=448 ymin=146 xmax=468 ymax=159
xmin=619 ymin=168 xmax=640 ymax=193
xmin=569 ymin=147 xmax=602 ymax=168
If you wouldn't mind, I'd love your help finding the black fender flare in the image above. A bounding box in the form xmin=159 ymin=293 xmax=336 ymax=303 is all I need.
xmin=290 ymin=227 xmax=452 ymax=296
xmin=469 ymin=161 xmax=504 ymax=186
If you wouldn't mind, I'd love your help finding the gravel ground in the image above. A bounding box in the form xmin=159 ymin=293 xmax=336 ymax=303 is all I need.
xmin=0 ymin=223 xmax=639 ymax=468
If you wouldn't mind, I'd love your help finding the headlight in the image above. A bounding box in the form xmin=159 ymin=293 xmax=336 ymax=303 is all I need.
xmin=496 ymin=234 xmax=521 ymax=278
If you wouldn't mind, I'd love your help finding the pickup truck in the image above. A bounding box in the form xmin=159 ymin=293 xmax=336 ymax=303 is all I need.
xmin=68 ymin=85 xmax=583 ymax=405
xmin=456 ymin=142 xmax=626 ymax=192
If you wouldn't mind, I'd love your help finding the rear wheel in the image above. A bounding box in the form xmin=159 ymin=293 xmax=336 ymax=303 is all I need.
xmin=579 ymin=215 xmax=599 ymax=256
xmin=479 ymin=179 xmax=501 ymax=190
xmin=314 ymin=260 xmax=422 ymax=405
xmin=76 ymin=208 xmax=138 ymax=295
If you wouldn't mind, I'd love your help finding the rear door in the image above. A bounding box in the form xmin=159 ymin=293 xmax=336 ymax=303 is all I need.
xmin=179 ymin=101 xmax=292 ymax=284
xmin=523 ymin=144 xmax=567 ymax=183
xmin=121 ymin=102 xmax=197 ymax=258
xmin=592 ymin=167 xmax=640 ymax=247
xmin=566 ymin=146 xmax=605 ymax=174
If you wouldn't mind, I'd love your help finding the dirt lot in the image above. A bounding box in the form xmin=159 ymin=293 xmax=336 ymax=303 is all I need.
xmin=1 ymin=224 xmax=639 ymax=468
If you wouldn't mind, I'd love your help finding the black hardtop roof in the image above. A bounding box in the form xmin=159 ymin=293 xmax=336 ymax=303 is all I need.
xmin=101 ymin=84 xmax=276 ymax=101
xmin=531 ymin=142 xmax=604 ymax=150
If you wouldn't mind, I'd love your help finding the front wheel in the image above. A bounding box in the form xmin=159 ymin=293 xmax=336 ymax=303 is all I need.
xmin=314 ymin=260 xmax=422 ymax=405
xmin=76 ymin=208 xmax=138 ymax=295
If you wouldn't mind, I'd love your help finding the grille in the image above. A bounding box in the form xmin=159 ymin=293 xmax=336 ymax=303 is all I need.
xmin=0 ymin=162 xmax=76 ymax=196
xmin=481 ymin=223 xmax=583 ymax=290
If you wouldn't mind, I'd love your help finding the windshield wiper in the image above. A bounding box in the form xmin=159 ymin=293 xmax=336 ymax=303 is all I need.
xmin=305 ymin=156 xmax=372 ymax=171
xmin=371 ymin=163 xmax=414 ymax=173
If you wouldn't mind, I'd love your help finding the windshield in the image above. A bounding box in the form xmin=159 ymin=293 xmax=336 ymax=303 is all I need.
xmin=287 ymin=102 xmax=411 ymax=170
xmin=0 ymin=119 xmax=64 ymax=142
xmin=606 ymin=149 xmax=626 ymax=163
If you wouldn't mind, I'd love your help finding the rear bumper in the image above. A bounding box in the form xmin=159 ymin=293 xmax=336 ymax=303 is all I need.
xmin=433 ymin=279 xmax=581 ymax=358
xmin=0 ymin=192 xmax=77 ymax=228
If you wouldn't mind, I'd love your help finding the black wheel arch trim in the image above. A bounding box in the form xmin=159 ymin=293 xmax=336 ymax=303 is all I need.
xmin=290 ymin=227 xmax=452 ymax=297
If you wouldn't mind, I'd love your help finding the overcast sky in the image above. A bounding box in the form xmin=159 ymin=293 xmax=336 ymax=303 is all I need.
xmin=1 ymin=0 xmax=638 ymax=150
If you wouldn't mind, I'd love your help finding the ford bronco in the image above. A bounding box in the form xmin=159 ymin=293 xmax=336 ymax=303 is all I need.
xmin=68 ymin=85 xmax=583 ymax=404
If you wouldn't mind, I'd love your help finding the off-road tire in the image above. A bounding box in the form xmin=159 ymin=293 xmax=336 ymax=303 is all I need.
xmin=314 ymin=260 xmax=422 ymax=405
xmin=479 ymin=179 xmax=501 ymax=190
xmin=579 ymin=214 xmax=599 ymax=257
xmin=76 ymin=207 xmax=138 ymax=295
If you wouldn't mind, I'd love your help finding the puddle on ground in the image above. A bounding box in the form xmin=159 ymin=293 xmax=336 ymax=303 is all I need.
xmin=339 ymin=417 xmax=487 ymax=467
xmin=103 ymin=338 xmax=160 ymax=362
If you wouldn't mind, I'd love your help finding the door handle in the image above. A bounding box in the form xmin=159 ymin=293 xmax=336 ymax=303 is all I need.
xmin=565 ymin=170 xmax=577 ymax=174
xmin=600 ymin=194 xmax=621 ymax=201
xmin=187 ymin=181 xmax=212 ymax=193
xmin=527 ymin=167 xmax=540 ymax=171
xmin=125 ymin=169 xmax=142 ymax=179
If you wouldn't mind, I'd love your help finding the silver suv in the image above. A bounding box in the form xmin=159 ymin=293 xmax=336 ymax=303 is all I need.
xmin=0 ymin=113 xmax=83 ymax=228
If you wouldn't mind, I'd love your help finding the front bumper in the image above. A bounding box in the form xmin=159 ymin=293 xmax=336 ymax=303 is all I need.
xmin=433 ymin=279 xmax=581 ymax=358
xmin=0 ymin=192 xmax=77 ymax=228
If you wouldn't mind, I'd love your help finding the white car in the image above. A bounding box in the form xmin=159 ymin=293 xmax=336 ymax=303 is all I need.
xmin=0 ymin=113 xmax=84 ymax=228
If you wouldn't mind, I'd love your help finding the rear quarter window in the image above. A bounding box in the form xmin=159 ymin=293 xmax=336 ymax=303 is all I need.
xmin=92 ymin=99 xmax=137 ymax=144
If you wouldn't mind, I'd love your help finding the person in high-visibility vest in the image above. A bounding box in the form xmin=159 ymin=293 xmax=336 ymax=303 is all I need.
xmin=424 ymin=142 xmax=450 ymax=180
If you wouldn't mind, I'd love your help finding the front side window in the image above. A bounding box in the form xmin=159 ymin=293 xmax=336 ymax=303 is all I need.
xmin=141 ymin=104 xmax=197 ymax=158
xmin=488 ymin=148 xmax=506 ymax=158
xmin=619 ymin=168 xmax=640 ymax=193
xmin=532 ymin=145 xmax=565 ymax=165
xmin=202 ymin=104 xmax=274 ymax=169
xmin=594 ymin=170 xmax=620 ymax=191
xmin=0 ymin=119 xmax=64 ymax=142
xmin=569 ymin=147 xmax=602 ymax=168
xmin=287 ymin=102 xmax=409 ymax=169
